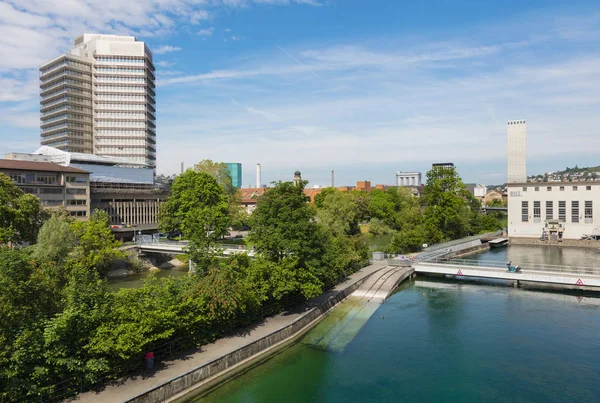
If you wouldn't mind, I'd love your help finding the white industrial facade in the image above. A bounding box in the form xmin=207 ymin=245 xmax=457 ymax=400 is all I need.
xmin=507 ymin=120 xmax=526 ymax=183
xmin=507 ymin=182 xmax=600 ymax=239
xmin=396 ymin=171 xmax=421 ymax=187
xmin=40 ymin=34 xmax=156 ymax=168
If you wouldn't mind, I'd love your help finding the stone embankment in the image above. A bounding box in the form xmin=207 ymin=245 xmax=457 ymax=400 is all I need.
xmin=510 ymin=237 xmax=600 ymax=249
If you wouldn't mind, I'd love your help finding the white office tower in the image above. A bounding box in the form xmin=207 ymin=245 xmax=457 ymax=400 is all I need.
xmin=256 ymin=163 xmax=262 ymax=188
xmin=40 ymin=34 xmax=156 ymax=168
xmin=507 ymin=120 xmax=527 ymax=183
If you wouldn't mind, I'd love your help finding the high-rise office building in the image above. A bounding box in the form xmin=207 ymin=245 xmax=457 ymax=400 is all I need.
xmin=225 ymin=162 xmax=242 ymax=189
xmin=507 ymin=120 xmax=526 ymax=183
xmin=40 ymin=34 xmax=156 ymax=168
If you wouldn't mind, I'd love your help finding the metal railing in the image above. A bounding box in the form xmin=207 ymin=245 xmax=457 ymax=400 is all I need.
xmin=419 ymin=257 xmax=600 ymax=277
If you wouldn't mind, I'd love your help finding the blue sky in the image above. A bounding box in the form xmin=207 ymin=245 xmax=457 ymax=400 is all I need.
xmin=1 ymin=0 xmax=600 ymax=187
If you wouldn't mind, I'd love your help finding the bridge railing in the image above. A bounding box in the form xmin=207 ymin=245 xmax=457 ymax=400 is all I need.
xmin=420 ymin=257 xmax=600 ymax=277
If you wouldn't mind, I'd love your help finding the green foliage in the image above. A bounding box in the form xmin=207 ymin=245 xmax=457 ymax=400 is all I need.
xmin=387 ymin=227 xmax=427 ymax=254
xmin=316 ymin=189 xmax=360 ymax=237
xmin=0 ymin=174 xmax=49 ymax=244
xmin=32 ymin=214 xmax=76 ymax=264
xmin=367 ymin=218 xmax=391 ymax=235
xmin=159 ymin=170 xmax=229 ymax=271
xmin=194 ymin=160 xmax=235 ymax=196
xmin=70 ymin=210 xmax=123 ymax=275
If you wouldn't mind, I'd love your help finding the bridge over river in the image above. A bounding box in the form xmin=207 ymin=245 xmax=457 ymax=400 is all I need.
xmin=413 ymin=257 xmax=600 ymax=290
xmin=136 ymin=239 xmax=256 ymax=257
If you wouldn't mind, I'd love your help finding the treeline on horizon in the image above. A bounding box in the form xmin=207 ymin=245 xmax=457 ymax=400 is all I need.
xmin=0 ymin=162 xmax=502 ymax=401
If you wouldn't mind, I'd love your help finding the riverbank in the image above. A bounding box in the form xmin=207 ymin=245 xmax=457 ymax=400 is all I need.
xmin=78 ymin=261 xmax=390 ymax=403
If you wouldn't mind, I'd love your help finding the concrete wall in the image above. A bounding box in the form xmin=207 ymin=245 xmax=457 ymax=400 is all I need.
xmin=127 ymin=270 xmax=379 ymax=403
xmin=509 ymin=237 xmax=600 ymax=249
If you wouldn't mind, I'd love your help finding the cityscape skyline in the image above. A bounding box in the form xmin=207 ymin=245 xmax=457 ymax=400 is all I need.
xmin=1 ymin=1 xmax=600 ymax=186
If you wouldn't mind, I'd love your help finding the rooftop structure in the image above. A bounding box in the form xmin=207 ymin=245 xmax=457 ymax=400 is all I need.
xmin=396 ymin=171 xmax=421 ymax=187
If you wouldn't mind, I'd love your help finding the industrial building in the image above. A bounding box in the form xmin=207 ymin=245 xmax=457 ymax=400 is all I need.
xmin=40 ymin=34 xmax=156 ymax=168
xmin=507 ymin=120 xmax=527 ymax=183
xmin=507 ymin=182 xmax=599 ymax=240
xmin=0 ymin=159 xmax=90 ymax=219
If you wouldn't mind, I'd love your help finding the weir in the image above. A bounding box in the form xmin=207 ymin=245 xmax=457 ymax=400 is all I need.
xmin=304 ymin=267 xmax=413 ymax=351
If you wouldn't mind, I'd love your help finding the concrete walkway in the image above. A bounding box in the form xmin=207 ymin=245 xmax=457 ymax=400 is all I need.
xmin=78 ymin=261 xmax=389 ymax=402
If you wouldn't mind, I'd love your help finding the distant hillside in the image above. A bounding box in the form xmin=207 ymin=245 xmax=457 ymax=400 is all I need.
xmin=528 ymin=165 xmax=600 ymax=183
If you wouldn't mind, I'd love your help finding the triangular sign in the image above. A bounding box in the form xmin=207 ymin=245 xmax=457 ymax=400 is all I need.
xmin=457 ymin=270 xmax=463 ymax=276
xmin=575 ymin=278 xmax=584 ymax=286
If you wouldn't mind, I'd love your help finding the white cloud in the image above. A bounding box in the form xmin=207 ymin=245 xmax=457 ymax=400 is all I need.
xmin=198 ymin=27 xmax=214 ymax=36
xmin=156 ymin=60 xmax=176 ymax=67
xmin=231 ymin=35 xmax=241 ymax=41
xmin=154 ymin=45 xmax=182 ymax=54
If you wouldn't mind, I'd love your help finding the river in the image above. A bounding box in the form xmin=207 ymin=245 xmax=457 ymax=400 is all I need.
xmin=192 ymin=276 xmax=600 ymax=403
xmin=462 ymin=244 xmax=600 ymax=268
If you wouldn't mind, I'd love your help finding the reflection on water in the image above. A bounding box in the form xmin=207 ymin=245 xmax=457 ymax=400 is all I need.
xmin=195 ymin=278 xmax=600 ymax=403
xmin=106 ymin=266 xmax=188 ymax=291
xmin=464 ymin=244 xmax=600 ymax=268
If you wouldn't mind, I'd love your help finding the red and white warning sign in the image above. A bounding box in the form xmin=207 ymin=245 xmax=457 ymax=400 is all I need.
xmin=575 ymin=278 xmax=584 ymax=286
xmin=457 ymin=270 xmax=463 ymax=276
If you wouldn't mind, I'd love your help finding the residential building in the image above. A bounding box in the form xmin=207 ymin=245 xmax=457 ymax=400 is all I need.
xmin=225 ymin=162 xmax=242 ymax=189
xmin=507 ymin=120 xmax=526 ymax=183
xmin=507 ymin=182 xmax=600 ymax=239
xmin=356 ymin=181 xmax=372 ymax=192
xmin=396 ymin=171 xmax=421 ymax=187
xmin=484 ymin=189 xmax=507 ymax=205
xmin=40 ymin=34 xmax=156 ymax=168
xmin=466 ymin=184 xmax=487 ymax=203
xmin=0 ymin=159 xmax=90 ymax=219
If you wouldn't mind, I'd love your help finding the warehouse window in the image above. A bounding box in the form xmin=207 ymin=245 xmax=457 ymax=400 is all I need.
xmin=559 ymin=201 xmax=566 ymax=222
xmin=521 ymin=201 xmax=529 ymax=222
xmin=572 ymin=201 xmax=579 ymax=223
xmin=585 ymin=201 xmax=593 ymax=223
xmin=533 ymin=201 xmax=541 ymax=222
xmin=546 ymin=201 xmax=553 ymax=220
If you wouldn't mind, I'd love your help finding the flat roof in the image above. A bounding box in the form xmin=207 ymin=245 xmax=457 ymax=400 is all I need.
xmin=507 ymin=181 xmax=599 ymax=186
xmin=0 ymin=159 xmax=89 ymax=174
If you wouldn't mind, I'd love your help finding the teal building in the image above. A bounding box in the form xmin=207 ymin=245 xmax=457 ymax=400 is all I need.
xmin=225 ymin=162 xmax=242 ymax=189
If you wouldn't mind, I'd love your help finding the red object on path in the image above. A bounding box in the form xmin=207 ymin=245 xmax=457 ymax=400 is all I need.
xmin=144 ymin=351 xmax=154 ymax=360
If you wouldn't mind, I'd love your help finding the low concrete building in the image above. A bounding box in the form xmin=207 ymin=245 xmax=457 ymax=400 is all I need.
xmin=507 ymin=182 xmax=600 ymax=239
xmin=0 ymin=159 xmax=90 ymax=219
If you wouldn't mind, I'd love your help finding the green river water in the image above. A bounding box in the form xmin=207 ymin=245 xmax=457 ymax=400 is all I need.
xmin=191 ymin=247 xmax=600 ymax=403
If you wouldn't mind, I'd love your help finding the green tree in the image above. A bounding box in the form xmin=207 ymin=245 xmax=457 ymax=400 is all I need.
xmin=32 ymin=214 xmax=76 ymax=264
xmin=248 ymin=181 xmax=332 ymax=299
xmin=70 ymin=209 xmax=123 ymax=275
xmin=316 ymin=189 xmax=360 ymax=237
xmin=194 ymin=160 xmax=235 ymax=196
xmin=387 ymin=227 xmax=427 ymax=254
xmin=422 ymin=166 xmax=472 ymax=240
xmin=0 ymin=174 xmax=48 ymax=244
xmin=159 ymin=170 xmax=229 ymax=271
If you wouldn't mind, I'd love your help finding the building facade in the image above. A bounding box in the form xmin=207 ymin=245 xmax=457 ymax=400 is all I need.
xmin=507 ymin=182 xmax=599 ymax=239
xmin=226 ymin=162 xmax=242 ymax=188
xmin=40 ymin=34 xmax=156 ymax=168
xmin=0 ymin=160 xmax=90 ymax=219
xmin=396 ymin=171 xmax=421 ymax=187
xmin=507 ymin=120 xmax=526 ymax=183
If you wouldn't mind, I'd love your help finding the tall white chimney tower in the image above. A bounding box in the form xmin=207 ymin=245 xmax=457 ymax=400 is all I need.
xmin=507 ymin=120 xmax=527 ymax=183
xmin=256 ymin=163 xmax=261 ymax=188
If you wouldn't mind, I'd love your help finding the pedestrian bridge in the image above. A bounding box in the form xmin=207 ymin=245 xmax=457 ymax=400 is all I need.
xmin=136 ymin=239 xmax=257 ymax=257
xmin=414 ymin=258 xmax=600 ymax=289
